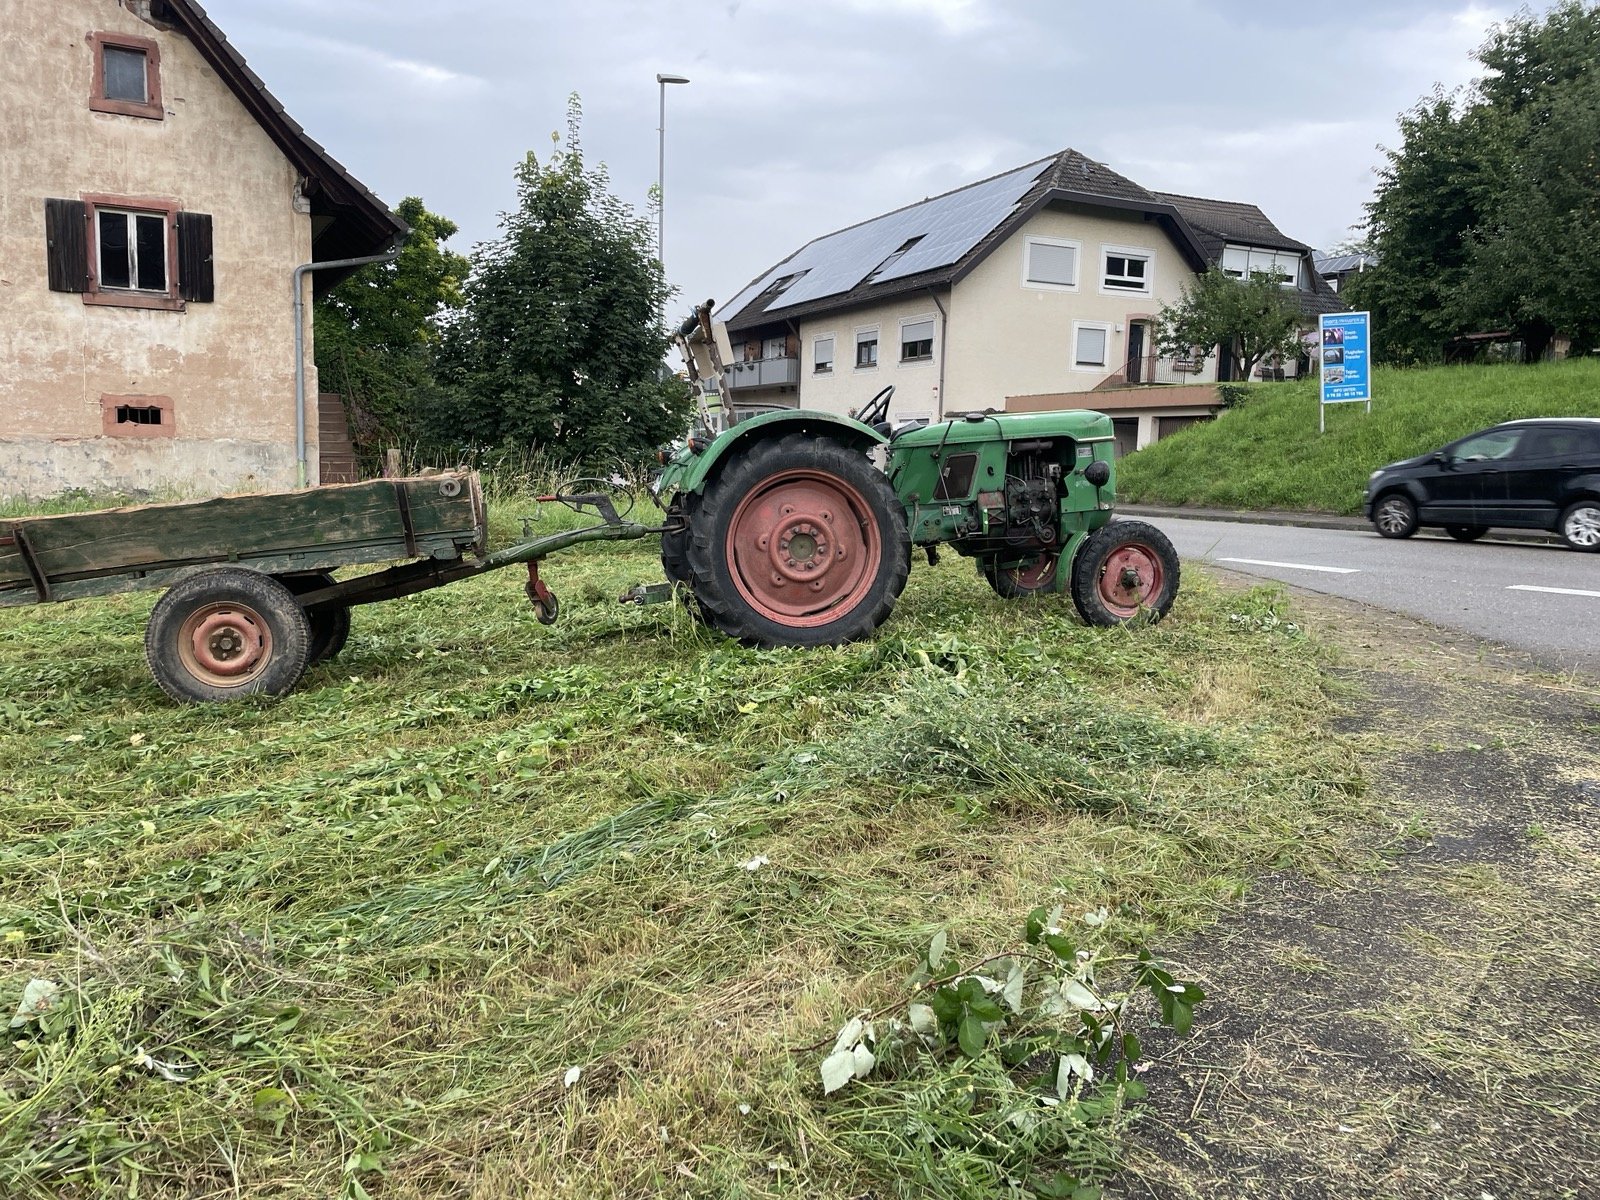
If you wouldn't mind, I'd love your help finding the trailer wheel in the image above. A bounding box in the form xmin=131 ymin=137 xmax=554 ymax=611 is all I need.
xmin=276 ymin=572 xmax=351 ymax=665
xmin=686 ymin=433 xmax=909 ymax=647
xmin=146 ymin=568 xmax=313 ymax=703
xmin=1069 ymin=521 xmax=1180 ymax=626
xmin=984 ymin=553 xmax=1060 ymax=598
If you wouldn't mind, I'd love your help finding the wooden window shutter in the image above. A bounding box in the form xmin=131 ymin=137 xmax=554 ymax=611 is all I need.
xmin=44 ymin=199 xmax=89 ymax=293
xmin=177 ymin=211 xmax=214 ymax=303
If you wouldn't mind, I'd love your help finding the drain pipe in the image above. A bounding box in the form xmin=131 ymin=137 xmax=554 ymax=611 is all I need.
xmin=927 ymin=288 xmax=949 ymax=420
xmin=292 ymin=242 xmax=404 ymax=487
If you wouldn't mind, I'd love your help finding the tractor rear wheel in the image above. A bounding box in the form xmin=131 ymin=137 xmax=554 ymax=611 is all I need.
xmin=1069 ymin=521 xmax=1180 ymax=626
xmin=984 ymin=553 xmax=1060 ymax=598
xmin=686 ymin=433 xmax=909 ymax=647
xmin=660 ymin=495 xmax=709 ymax=624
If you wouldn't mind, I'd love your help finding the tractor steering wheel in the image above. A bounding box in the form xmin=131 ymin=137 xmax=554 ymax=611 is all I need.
xmin=856 ymin=385 xmax=895 ymax=431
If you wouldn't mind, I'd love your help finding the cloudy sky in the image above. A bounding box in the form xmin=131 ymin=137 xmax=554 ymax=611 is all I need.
xmin=199 ymin=0 xmax=1526 ymax=322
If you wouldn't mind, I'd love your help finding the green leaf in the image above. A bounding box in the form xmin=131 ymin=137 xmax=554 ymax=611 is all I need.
xmin=1123 ymin=1078 xmax=1149 ymax=1103
xmin=1122 ymin=1033 xmax=1142 ymax=1063
xmin=1025 ymin=906 xmax=1049 ymax=945
xmin=967 ymin=996 xmax=1005 ymax=1023
xmin=957 ymin=1013 xmax=987 ymax=1059
xmin=927 ymin=929 xmax=948 ymax=971
xmin=931 ymin=986 xmax=963 ymax=1027
xmin=1044 ymin=933 xmax=1077 ymax=961
xmin=1171 ymin=999 xmax=1194 ymax=1038
xmin=252 ymin=1087 xmax=291 ymax=1114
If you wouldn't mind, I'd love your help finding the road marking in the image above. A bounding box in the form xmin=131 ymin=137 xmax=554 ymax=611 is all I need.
xmin=1219 ymin=557 xmax=1361 ymax=575
xmin=1507 ymin=584 xmax=1600 ymax=599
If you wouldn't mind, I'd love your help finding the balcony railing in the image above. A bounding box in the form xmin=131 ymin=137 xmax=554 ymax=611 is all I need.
xmin=726 ymin=357 xmax=801 ymax=390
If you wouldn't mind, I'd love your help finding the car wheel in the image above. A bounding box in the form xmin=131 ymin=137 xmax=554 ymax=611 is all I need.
xmin=1558 ymin=499 xmax=1600 ymax=552
xmin=1444 ymin=525 xmax=1487 ymax=543
xmin=1372 ymin=493 xmax=1418 ymax=539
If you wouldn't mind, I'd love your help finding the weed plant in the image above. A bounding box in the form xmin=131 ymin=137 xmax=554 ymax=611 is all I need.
xmin=1118 ymin=358 xmax=1600 ymax=514
xmin=0 ymin=501 xmax=1362 ymax=1198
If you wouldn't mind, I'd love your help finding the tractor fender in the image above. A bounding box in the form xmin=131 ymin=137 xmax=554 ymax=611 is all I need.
xmin=669 ymin=410 xmax=888 ymax=497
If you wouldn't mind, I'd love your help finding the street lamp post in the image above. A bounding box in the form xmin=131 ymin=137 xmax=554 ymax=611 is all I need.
xmin=656 ymin=72 xmax=689 ymax=319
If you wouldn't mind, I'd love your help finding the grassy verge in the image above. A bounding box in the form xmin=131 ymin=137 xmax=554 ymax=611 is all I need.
xmin=1117 ymin=358 xmax=1600 ymax=514
xmin=1 ymin=502 xmax=1364 ymax=1198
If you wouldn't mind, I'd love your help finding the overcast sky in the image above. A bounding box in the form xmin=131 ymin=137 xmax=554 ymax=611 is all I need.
xmin=199 ymin=0 xmax=1529 ymax=323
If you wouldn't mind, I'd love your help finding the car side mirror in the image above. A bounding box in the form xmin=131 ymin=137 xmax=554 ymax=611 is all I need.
xmin=1430 ymin=451 xmax=1450 ymax=467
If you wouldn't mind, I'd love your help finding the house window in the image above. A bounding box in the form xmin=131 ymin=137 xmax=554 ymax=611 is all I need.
xmin=89 ymin=32 xmax=164 ymax=120
xmin=867 ymin=236 xmax=924 ymax=283
xmin=1221 ymin=245 xmax=1301 ymax=288
xmin=814 ymin=336 xmax=835 ymax=374
xmin=1101 ymin=247 xmax=1152 ymax=294
xmin=1023 ymin=237 xmax=1079 ymax=289
xmin=900 ymin=317 xmax=935 ymax=362
xmin=100 ymin=394 xmax=175 ymax=438
xmin=1073 ymin=322 xmax=1111 ymax=370
xmin=44 ymin=197 xmax=214 ymax=312
xmin=856 ymin=329 xmax=879 ymax=369
xmin=763 ymin=336 xmax=788 ymax=360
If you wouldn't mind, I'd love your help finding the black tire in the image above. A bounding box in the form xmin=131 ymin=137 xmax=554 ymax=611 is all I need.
xmin=1558 ymin=499 xmax=1600 ymax=552
xmin=983 ymin=552 xmax=1061 ymax=599
xmin=660 ymin=495 xmax=709 ymax=624
xmin=1372 ymin=492 xmax=1418 ymax=539
xmin=145 ymin=568 xmax=312 ymax=704
xmin=1445 ymin=525 xmax=1487 ymax=543
xmin=277 ymin=572 xmax=351 ymax=664
xmin=685 ymin=433 xmax=910 ymax=647
xmin=1069 ymin=521 xmax=1180 ymax=627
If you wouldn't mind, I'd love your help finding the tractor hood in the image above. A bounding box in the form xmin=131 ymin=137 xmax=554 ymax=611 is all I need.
xmin=894 ymin=410 xmax=1114 ymax=448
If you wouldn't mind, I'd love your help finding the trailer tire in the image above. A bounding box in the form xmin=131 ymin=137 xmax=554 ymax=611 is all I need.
xmin=276 ymin=571 xmax=351 ymax=664
xmin=686 ymin=432 xmax=909 ymax=647
xmin=146 ymin=568 xmax=313 ymax=703
xmin=1069 ymin=521 xmax=1180 ymax=626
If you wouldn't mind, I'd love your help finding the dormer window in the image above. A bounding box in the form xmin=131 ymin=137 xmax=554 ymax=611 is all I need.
xmin=89 ymin=32 xmax=164 ymax=120
xmin=867 ymin=236 xmax=924 ymax=283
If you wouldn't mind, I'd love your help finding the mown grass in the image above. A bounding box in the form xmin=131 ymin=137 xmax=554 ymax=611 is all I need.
xmin=1117 ymin=358 xmax=1600 ymax=514
xmin=0 ymin=500 xmax=1365 ymax=1198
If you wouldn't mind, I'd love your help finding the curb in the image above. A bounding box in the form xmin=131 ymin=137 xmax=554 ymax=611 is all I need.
xmin=1118 ymin=504 xmax=1563 ymax=547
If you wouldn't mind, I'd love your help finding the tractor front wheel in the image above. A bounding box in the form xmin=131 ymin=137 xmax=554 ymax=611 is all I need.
xmin=1069 ymin=521 xmax=1180 ymax=626
xmin=686 ymin=433 xmax=909 ymax=647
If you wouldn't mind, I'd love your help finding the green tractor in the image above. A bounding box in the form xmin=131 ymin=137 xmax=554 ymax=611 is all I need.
xmin=653 ymin=310 xmax=1179 ymax=648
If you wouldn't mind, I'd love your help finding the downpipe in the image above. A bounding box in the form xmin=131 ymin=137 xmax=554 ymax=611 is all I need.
xmin=292 ymin=243 xmax=405 ymax=488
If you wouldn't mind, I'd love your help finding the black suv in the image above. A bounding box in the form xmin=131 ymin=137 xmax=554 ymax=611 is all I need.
xmin=1364 ymin=418 xmax=1600 ymax=550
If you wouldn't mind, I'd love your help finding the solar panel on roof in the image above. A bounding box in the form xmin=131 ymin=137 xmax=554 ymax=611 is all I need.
xmin=722 ymin=158 xmax=1051 ymax=319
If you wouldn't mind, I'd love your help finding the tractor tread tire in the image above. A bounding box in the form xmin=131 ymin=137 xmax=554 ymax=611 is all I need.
xmin=146 ymin=568 xmax=312 ymax=704
xmin=1070 ymin=521 xmax=1181 ymax=626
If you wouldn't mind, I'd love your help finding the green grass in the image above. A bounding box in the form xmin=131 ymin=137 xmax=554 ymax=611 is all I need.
xmin=0 ymin=503 xmax=1365 ymax=1198
xmin=1117 ymin=358 xmax=1600 ymax=514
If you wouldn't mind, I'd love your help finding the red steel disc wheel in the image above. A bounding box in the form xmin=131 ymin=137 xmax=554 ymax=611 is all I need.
xmin=724 ymin=469 xmax=883 ymax=627
xmin=1096 ymin=544 xmax=1166 ymax=619
xmin=1070 ymin=521 xmax=1180 ymax=627
xmin=176 ymin=602 xmax=273 ymax=688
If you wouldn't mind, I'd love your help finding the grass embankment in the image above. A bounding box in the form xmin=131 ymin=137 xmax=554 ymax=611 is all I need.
xmin=1 ymin=501 xmax=1363 ymax=1198
xmin=1117 ymin=358 xmax=1600 ymax=514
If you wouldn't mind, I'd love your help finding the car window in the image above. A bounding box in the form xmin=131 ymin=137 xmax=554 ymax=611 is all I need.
xmin=1454 ymin=429 xmax=1523 ymax=461
xmin=1518 ymin=426 xmax=1600 ymax=460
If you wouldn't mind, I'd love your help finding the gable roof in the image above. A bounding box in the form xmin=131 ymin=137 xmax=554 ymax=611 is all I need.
xmin=720 ymin=149 xmax=1214 ymax=333
xmin=148 ymin=0 xmax=407 ymax=275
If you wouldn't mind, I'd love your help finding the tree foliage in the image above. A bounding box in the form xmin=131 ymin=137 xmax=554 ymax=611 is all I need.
xmin=314 ymin=197 xmax=469 ymax=449
xmin=1360 ymin=1 xmax=1600 ymax=362
xmin=1154 ymin=268 xmax=1304 ymax=383
xmin=436 ymin=97 xmax=691 ymax=466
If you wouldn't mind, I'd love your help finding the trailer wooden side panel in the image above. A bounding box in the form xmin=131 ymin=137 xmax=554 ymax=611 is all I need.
xmin=0 ymin=475 xmax=485 ymax=607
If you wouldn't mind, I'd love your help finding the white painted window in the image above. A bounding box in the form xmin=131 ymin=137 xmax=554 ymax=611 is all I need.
xmin=1023 ymin=237 xmax=1079 ymax=289
xmin=1101 ymin=246 xmax=1153 ymax=294
xmin=1072 ymin=321 xmax=1112 ymax=371
xmin=1221 ymin=245 xmax=1302 ymax=287
xmin=814 ymin=335 xmax=834 ymax=374
xmin=97 ymin=208 xmax=168 ymax=293
xmin=900 ymin=317 xmax=935 ymax=362
xmin=855 ymin=328 xmax=879 ymax=369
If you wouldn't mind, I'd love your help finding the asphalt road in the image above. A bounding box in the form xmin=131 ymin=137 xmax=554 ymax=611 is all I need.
xmin=1147 ymin=516 xmax=1600 ymax=676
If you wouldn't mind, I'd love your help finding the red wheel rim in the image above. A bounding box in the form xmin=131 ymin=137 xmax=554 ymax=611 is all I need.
xmin=1097 ymin=543 xmax=1165 ymax=619
xmin=1005 ymin=554 xmax=1058 ymax=591
xmin=725 ymin=469 xmax=882 ymax=627
xmin=177 ymin=603 xmax=272 ymax=688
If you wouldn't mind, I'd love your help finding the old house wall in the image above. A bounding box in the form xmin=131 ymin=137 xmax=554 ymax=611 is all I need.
xmin=0 ymin=0 xmax=316 ymax=500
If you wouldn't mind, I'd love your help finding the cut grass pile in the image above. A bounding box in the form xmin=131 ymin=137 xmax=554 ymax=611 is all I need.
xmin=0 ymin=501 xmax=1364 ymax=1198
xmin=1117 ymin=357 xmax=1600 ymax=514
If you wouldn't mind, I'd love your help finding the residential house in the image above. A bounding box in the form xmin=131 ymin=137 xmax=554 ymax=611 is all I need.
xmin=1315 ymin=250 xmax=1379 ymax=295
xmin=715 ymin=150 xmax=1342 ymax=455
xmin=0 ymin=0 xmax=405 ymax=500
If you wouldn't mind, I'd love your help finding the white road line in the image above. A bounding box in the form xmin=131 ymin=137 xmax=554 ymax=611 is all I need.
xmin=1219 ymin=557 xmax=1361 ymax=575
xmin=1507 ymin=584 xmax=1600 ymax=599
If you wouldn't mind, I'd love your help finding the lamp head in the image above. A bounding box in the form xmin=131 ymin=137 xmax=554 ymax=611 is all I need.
xmin=656 ymin=73 xmax=690 ymax=85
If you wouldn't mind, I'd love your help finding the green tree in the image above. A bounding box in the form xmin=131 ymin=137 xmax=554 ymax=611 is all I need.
xmin=314 ymin=197 xmax=470 ymax=449
xmin=437 ymin=98 xmax=690 ymax=465
xmin=1154 ymin=268 xmax=1304 ymax=383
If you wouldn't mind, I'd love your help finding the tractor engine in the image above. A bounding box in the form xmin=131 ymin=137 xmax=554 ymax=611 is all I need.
xmin=977 ymin=439 xmax=1069 ymax=554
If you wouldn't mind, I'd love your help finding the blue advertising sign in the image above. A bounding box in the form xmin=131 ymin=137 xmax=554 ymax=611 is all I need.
xmin=1319 ymin=311 xmax=1371 ymax=404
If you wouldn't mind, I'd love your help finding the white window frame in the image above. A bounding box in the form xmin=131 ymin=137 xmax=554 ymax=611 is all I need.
xmin=813 ymin=333 xmax=836 ymax=375
xmin=94 ymin=206 xmax=172 ymax=296
xmin=854 ymin=326 xmax=879 ymax=371
xmin=898 ymin=315 xmax=936 ymax=365
xmin=1221 ymin=244 xmax=1302 ymax=288
xmin=1021 ymin=235 xmax=1081 ymax=292
xmin=1099 ymin=244 xmax=1155 ymax=296
xmin=1071 ymin=320 xmax=1113 ymax=373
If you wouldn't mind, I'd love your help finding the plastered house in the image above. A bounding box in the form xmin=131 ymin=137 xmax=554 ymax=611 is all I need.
xmin=0 ymin=0 xmax=404 ymax=500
